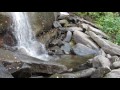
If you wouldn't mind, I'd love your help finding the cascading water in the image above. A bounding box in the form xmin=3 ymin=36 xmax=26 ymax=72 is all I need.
xmin=11 ymin=12 xmax=50 ymax=61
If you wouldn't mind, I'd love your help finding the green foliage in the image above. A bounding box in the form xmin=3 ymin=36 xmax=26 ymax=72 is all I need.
xmin=75 ymin=12 xmax=120 ymax=44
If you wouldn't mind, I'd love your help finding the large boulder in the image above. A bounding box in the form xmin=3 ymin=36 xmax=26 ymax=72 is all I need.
xmin=72 ymin=43 xmax=98 ymax=57
xmin=27 ymin=12 xmax=55 ymax=36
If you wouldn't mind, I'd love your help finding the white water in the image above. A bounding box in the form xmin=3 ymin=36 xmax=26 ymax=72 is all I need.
xmin=11 ymin=12 xmax=50 ymax=61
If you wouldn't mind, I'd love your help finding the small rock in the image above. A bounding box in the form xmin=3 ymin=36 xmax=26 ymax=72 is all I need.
xmin=63 ymin=31 xmax=72 ymax=42
xmin=66 ymin=27 xmax=83 ymax=32
xmin=98 ymin=49 xmax=106 ymax=57
xmin=61 ymin=42 xmax=71 ymax=54
xmin=92 ymin=55 xmax=111 ymax=69
xmin=110 ymin=56 xmax=120 ymax=63
xmin=104 ymin=68 xmax=120 ymax=78
xmin=106 ymin=54 xmax=111 ymax=59
xmin=50 ymin=46 xmax=64 ymax=55
xmin=91 ymin=67 xmax=111 ymax=78
xmin=53 ymin=21 xmax=62 ymax=28
xmin=72 ymin=43 xmax=98 ymax=57
xmin=59 ymin=19 xmax=69 ymax=27
xmin=112 ymin=61 xmax=120 ymax=69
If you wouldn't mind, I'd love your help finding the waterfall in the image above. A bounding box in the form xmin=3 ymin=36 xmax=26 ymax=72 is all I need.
xmin=11 ymin=12 xmax=50 ymax=61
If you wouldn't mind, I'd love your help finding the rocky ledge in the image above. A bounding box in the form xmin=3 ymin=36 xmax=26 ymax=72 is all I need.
xmin=1 ymin=12 xmax=120 ymax=78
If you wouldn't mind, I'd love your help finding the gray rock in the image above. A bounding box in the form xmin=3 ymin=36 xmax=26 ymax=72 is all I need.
xmin=53 ymin=21 xmax=62 ymax=28
xmin=98 ymin=49 xmax=106 ymax=57
xmin=104 ymin=68 xmax=120 ymax=78
xmin=27 ymin=12 xmax=55 ymax=36
xmin=61 ymin=42 xmax=71 ymax=54
xmin=106 ymin=54 xmax=111 ymax=59
xmin=59 ymin=19 xmax=69 ymax=27
xmin=0 ymin=62 xmax=13 ymax=78
xmin=11 ymin=63 xmax=32 ymax=78
xmin=50 ymin=46 xmax=64 ymax=55
xmin=72 ymin=43 xmax=98 ymax=57
xmin=110 ymin=56 xmax=120 ymax=63
xmin=66 ymin=27 xmax=83 ymax=32
xmin=63 ymin=31 xmax=72 ymax=42
xmin=68 ymin=16 xmax=79 ymax=24
xmin=92 ymin=55 xmax=111 ymax=69
xmin=73 ymin=30 xmax=99 ymax=50
xmin=88 ymin=31 xmax=120 ymax=56
xmin=87 ymin=25 xmax=109 ymax=39
xmin=50 ymin=68 xmax=96 ymax=78
xmin=91 ymin=67 xmax=111 ymax=78
xmin=50 ymin=39 xmax=63 ymax=47
xmin=29 ymin=62 xmax=67 ymax=74
xmin=112 ymin=61 xmax=120 ymax=69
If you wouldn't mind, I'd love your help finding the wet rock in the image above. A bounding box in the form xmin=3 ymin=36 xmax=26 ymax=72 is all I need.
xmin=49 ymin=46 xmax=64 ymax=55
xmin=104 ymin=68 xmax=120 ymax=78
xmin=0 ymin=14 xmax=11 ymax=34
xmin=78 ymin=62 xmax=93 ymax=71
xmin=0 ymin=62 xmax=13 ymax=78
xmin=61 ymin=42 xmax=71 ymax=54
xmin=112 ymin=61 xmax=120 ymax=69
xmin=50 ymin=68 xmax=96 ymax=78
xmin=3 ymin=30 xmax=17 ymax=46
xmin=10 ymin=63 xmax=31 ymax=78
xmin=110 ymin=56 xmax=120 ymax=63
xmin=27 ymin=12 xmax=55 ymax=36
xmin=91 ymin=67 xmax=111 ymax=78
xmin=38 ymin=29 xmax=58 ymax=45
xmin=53 ymin=21 xmax=62 ymax=28
xmin=73 ymin=30 xmax=99 ymax=50
xmin=59 ymin=19 xmax=69 ymax=27
xmin=92 ymin=55 xmax=111 ymax=69
xmin=88 ymin=31 xmax=120 ymax=56
xmin=29 ymin=62 xmax=67 ymax=74
xmin=63 ymin=31 xmax=72 ymax=42
xmin=72 ymin=43 xmax=98 ymax=57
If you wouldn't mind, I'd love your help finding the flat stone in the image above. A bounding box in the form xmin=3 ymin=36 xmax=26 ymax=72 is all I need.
xmin=72 ymin=43 xmax=98 ymax=57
